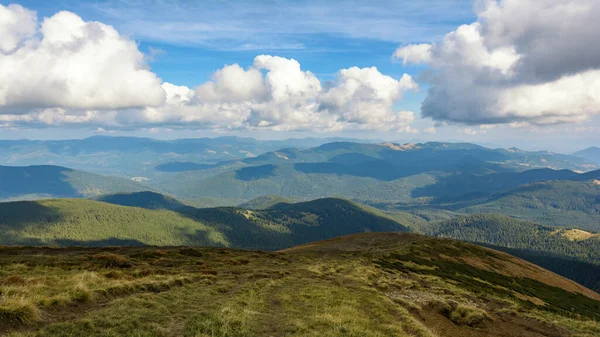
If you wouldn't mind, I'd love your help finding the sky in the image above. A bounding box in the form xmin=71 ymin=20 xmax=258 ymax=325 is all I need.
xmin=0 ymin=0 xmax=599 ymax=152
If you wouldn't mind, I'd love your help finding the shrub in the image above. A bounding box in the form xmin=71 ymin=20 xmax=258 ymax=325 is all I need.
xmin=428 ymin=299 xmax=453 ymax=316
xmin=134 ymin=249 xmax=169 ymax=259
xmin=92 ymin=253 xmax=131 ymax=268
xmin=449 ymin=304 xmax=490 ymax=327
xmin=429 ymin=300 xmax=490 ymax=327
xmin=70 ymin=285 xmax=93 ymax=303
xmin=178 ymin=248 xmax=204 ymax=257
xmin=0 ymin=295 xmax=41 ymax=324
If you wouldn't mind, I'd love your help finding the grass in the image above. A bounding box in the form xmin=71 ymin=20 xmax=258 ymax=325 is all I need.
xmin=0 ymin=296 xmax=41 ymax=324
xmin=0 ymin=233 xmax=598 ymax=337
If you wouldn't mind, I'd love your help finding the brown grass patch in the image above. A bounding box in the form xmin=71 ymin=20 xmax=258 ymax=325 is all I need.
xmin=0 ymin=296 xmax=41 ymax=324
xmin=92 ymin=253 xmax=132 ymax=268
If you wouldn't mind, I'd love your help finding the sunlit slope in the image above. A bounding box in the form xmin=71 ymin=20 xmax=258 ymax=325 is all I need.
xmin=0 ymin=198 xmax=408 ymax=250
xmin=1 ymin=233 xmax=599 ymax=336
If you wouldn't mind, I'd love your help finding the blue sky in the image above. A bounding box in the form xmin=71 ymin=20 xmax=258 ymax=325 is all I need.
xmin=1 ymin=0 xmax=599 ymax=152
xmin=17 ymin=0 xmax=465 ymax=104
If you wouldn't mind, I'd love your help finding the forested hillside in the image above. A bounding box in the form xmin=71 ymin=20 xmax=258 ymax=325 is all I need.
xmin=458 ymin=180 xmax=600 ymax=230
xmin=427 ymin=214 xmax=600 ymax=290
xmin=0 ymin=198 xmax=407 ymax=250
xmin=154 ymin=141 xmax=599 ymax=204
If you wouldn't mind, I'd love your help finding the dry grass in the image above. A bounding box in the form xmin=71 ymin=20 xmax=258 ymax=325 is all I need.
xmin=0 ymin=236 xmax=599 ymax=337
xmin=92 ymin=253 xmax=131 ymax=268
xmin=0 ymin=295 xmax=41 ymax=324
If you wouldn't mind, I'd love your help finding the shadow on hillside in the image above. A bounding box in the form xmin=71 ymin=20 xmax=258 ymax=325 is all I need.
xmin=0 ymin=165 xmax=79 ymax=198
xmin=0 ymin=201 xmax=63 ymax=230
xmin=294 ymin=161 xmax=404 ymax=181
xmin=55 ymin=238 xmax=148 ymax=247
xmin=155 ymin=162 xmax=217 ymax=172
xmin=411 ymin=169 xmax=582 ymax=210
xmin=235 ymin=165 xmax=277 ymax=181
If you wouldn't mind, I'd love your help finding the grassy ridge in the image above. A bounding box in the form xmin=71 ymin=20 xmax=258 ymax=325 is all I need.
xmin=1 ymin=233 xmax=599 ymax=336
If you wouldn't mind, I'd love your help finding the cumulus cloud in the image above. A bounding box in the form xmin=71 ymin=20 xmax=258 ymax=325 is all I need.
xmin=0 ymin=4 xmax=36 ymax=53
xmin=393 ymin=44 xmax=432 ymax=65
xmin=141 ymin=57 xmax=418 ymax=132
xmin=394 ymin=0 xmax=600 ymax=125
xmin=0 ymin=4 xmax=418 ymax=133
xmin=0 ymin=4 xmax=165 ymax=111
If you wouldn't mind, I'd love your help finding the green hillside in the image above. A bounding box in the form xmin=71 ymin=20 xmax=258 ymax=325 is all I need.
xmin=0 ymin=198 xmax=408 ymax=250
xmin=0 ymin=199 xmax=227 ymax=247
xmin=0 ymin=165 xmax=151 ymax=201
xmin=2 ymin=233 xmax=599 ymax=336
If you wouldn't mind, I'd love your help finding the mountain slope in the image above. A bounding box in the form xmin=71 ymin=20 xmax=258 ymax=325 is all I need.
xmin=0 ymin=199 xmax=228 ymax=247
xmin=238 ymin=195 xmax=297 ymax=209
xmin=458 ymin=180 xmax=600 ymax=230
xmin=157 ymin=141 xmax=599 ymax=204
xmin=0 ymin=165 xmax=150 ymax=201
xmin=574 ymin=146 xmax=600 ymax=164
xmin=0 ymin=198 xmax=408 ymax=250
xmin=2 ymin=233 xmax=600 ymax=336
xmin=425 ymin=214 xmax=600 ymax=291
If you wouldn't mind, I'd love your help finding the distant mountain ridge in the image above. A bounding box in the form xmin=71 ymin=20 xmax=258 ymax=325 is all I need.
xmin=0 ymin=165 xmax=150 ymax=201
xmin=155 ymin=140 xmax=600 ymax=204
xmin=0 ymin=136 xmax=377 ymax=176
xmin=574 ymin=146 xmax=600 ymax=164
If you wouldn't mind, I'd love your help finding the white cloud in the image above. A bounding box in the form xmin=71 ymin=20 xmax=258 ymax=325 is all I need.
xmin=0 ymin=5 xmax=418 ymax=133
xmin=0 ymin=6 xmax=165 ymax=111
xmin=195 ymin=64 xmax=265 ymax=102
xmin=0 ymin=4 xmax=36 ymax=53
xmin=318 ymin=67 xmax=418 ymax=131
xmin=394 ymin=0 xmax=600 ymax=125
xmin=393 ymin=43 xmax=432 ymax=65
xmin=142 ymin=57 xmax=418 ymax=132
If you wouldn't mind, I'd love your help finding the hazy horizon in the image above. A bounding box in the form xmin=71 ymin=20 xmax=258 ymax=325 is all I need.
xmin=1 ymin=0 xmax=599 ymax=153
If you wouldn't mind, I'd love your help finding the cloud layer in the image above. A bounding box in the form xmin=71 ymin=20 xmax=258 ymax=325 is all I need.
xmin=0 ymin=4 xmax=421 ymax=132
xmin=394 ymin=0 xmax=600 ymax=125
